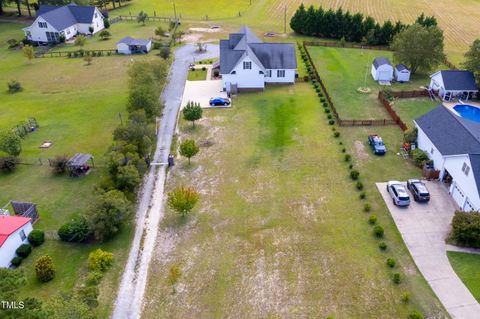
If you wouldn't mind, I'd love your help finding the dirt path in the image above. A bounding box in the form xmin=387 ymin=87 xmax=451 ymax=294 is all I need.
xmin=112 ymin=44 xmax=220 ymax=319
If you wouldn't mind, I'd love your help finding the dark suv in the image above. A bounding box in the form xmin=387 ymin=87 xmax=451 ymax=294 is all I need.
xmin=407 ymin=179 xmax=430 ymax=202
xmin=368 ymin=135 xmax=386 ymax=155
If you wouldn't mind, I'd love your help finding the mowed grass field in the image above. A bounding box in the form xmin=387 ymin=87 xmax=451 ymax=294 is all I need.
xmin=307 ymin=46 xmax=430 ymax=120
xmin=447 ymin=251 xmax=480 ymax=303
xmin=0 ymin=21 xmax=164 ymax=317
xmin=108 ymin=0 xmax=479 ymax=63
xmin=143 ymin=83 xmax=446 ymax=318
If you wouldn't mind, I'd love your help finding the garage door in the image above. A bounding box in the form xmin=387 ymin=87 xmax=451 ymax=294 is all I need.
xmin=451 ymin=184 xmax=465 ymax=208
xmin=379 ymin=71 xmax=391 ymax=81
xmin=464 ymin=199 xmax=475 ymax=212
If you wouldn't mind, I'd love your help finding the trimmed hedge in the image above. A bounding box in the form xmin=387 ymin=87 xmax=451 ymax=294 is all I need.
xmin=28 ymin=230 xmax=45 ymax=247
xmin=16 ymin=244 xmax=32 ymax=258
xmin=450 ymin=211 xmax=480 ymax=248
xmin=11 ymin=256 xmax=22 ymax=267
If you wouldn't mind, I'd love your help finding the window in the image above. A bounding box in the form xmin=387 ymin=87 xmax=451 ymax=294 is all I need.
xmin=231 ymin=71 xmax=236 ymax=74
xmin=462 ymin=162 xmax=470 ymax=176
xmin=277 ymin=70 xmax=285 ymax=78
xmin=45 ymin=32 xmax=59 ymax=42
xmin=430 ymin=148 xmax=434 ymax=155
xmin=243 ymin=61 xmax=251 ymax=70
xmin=259 ymin=71 xmax=264 ymax=75
xmin=19 ymin=230 xmax=26 ymax=241
xmin=38 ymin=22 xmax=47 ymax=28
xmin=265 ymin=70 xmax=272 ymax=77
xmin=95 ymin=13 xmax=98 ymax=18
xmin=67 ymin=30 xmax=70 ymax=35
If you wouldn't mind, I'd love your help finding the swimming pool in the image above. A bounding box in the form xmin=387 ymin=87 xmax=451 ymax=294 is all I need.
xmin=453 ymin=104 xmax=480 ymax=122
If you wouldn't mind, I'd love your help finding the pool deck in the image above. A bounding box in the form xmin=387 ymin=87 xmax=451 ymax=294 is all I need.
xmin=443 ymin=101 xmax=480 ymax=117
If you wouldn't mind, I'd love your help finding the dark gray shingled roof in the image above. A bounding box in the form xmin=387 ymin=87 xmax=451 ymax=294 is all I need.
xmin=395 ymin=64 xmax=409 ymax=72
xmin=414 ymin=105 xmax=480 ymax=156
xmin=415 ymin=105 xmax=480 ymax=198
xmin=117 ymin=36 xmax=151 ymax=46
xmin=36 ymin=4 xmax=97 ymax=31
xmin=219 ymin=25 xmax=296 ymax=74
xmin=372 ymin=57 xmax=392 ymax=69
xmin=437 ymin=70 xmax=478 ymax=91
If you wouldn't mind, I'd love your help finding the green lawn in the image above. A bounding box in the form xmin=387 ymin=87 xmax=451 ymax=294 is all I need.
xmin=187 ymin=68 xmax=207 ymax=80
xmin=447 ymin=252 xmax=480 ymax=302
xmin=143 ymin=83 xmax=446 ymax=318
xmin=0 ymin=21 xmax=158 ymax=316
xmin=391 ymin=98 xmax=439 ymax=128
xmin=307 ymin=46 xmax=431 ymax=120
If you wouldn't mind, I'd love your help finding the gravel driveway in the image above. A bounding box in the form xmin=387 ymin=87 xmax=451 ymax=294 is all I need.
xmin=376 ymin=181 xmax=480 ymax=319
xmin=112 ymin=44 xmax=219 ymax=319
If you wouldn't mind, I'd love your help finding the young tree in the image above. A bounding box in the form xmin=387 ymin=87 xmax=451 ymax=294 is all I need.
xmin=159 ymin=47 xmax=170 ymax=59
xmin=391 ymin=24 xmax=445 ymax=74
xmin=75 ymin=35 xmax=87 ymax=47
xmin=86 ymin=190 xmax=133 ymax=241
xmin=84 ymin=56 xmax=93 ymax=65
xmin=290 ymin=3 xmax=307 ymax=34
xmin=179 ymin=139 xmax=199 ymax=164
xmin=462 ymin=39 xmax=480 ymax=86
xmin=137 ymin=10 xmax=148 ymax=25
xmin=99 ymin=30 xmax=111 ymax=40
xmin=22 ymin=45 xmax=34 ymax=62
xmin=45 ymin=294 xmax=94 ymax=319
xmin=167 ymin=186 xmax=199 ymax=217
xmin=168 ymin=264 xmax=181 ymax=294
xmin=154 ymin=26 xmax=165 ymax=37
xmin=34 ymin=255 xmax=55 ymax=282
xmin=0 ymin=268 xmax=26 ymax=301
xmin=182 ymin=101 xmax=203 ymax=127
xmin=0 ymin=130 xmax=22 ymax=156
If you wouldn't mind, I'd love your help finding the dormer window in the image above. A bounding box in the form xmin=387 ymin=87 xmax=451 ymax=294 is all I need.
xmin=243 ymin=61 xmax=251 ymax=70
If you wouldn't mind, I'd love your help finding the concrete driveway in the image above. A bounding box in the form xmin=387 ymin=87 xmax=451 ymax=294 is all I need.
xmin=181 ymin=79 xmax=229 ymax=109
xmin=376 ymin=181 xmax=480 ymax=319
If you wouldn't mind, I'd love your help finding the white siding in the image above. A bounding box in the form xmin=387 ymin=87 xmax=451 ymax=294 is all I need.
xmin=0 ymin=222 xmax=33 ymax=268
xmin=395 ymin=69 xmax=410 ymax=82
xmin=415 ymin=124 xmax=445 ymax=171
xmin=371 ymin=64 xmax=393 ymax=81
xmin=444 ymin=156 xmax=480 ymax=210
xmin=25 ymin=17 xmax=59 ymax=42
xmin=145 ymin=40 xmax=152 ymax=52
xmin=264 ymin=69 xmax=295 ymax=83
xmin=117 ymin=43 xmax=131 ymax=54
xmin=222 ymin=56 xmax=265 ymax=89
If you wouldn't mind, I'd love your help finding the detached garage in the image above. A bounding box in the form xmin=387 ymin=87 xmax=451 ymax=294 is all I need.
xmin=394 ymin=64 xmax=411 ymax=82
xmin=116 ymin=37 xmax=152 ymax=55
xmin=371 ymin=57 xmax=394 ymax=83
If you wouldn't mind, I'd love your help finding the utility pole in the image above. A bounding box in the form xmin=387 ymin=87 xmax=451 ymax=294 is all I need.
xmin=284 ymin=6 xmax=286 ymax=34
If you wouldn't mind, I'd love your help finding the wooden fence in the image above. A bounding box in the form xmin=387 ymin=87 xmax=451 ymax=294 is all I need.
xmin=377 ymin=91 xmax=409 ymax=131
xmin=303 ymin=40 xmax=390 ymax=51
xmin=37 ymin=49 xmax=118 ymax=58
xmin=114 ymin=15 xmax=177 ymax=22
xmin=390 ymin=90 xmax=429 ymax=98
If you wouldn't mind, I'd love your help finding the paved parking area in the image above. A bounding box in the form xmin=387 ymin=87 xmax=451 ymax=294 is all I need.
xmin=377 ymin=181 xmax=480 ymax=319
xmin=181 ymin=80 xmax=230 ymax=109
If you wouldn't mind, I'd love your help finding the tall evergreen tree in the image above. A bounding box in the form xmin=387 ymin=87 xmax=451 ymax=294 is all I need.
xmin=289 ymin=3 xmax=307 ymax=34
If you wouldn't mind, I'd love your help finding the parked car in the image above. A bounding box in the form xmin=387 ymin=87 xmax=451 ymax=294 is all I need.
xmin=368 ymin=134 xmax=386 ymax=155
xmin=407 ymin=179 xmax=430 ymax=202
xmin=209 ymin=97 xmax=230 ymax=106
xmin=387 ymin=181 xmax=410 ymax=206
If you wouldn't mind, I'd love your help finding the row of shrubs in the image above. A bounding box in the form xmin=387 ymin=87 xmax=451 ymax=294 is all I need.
xmin=298 ymin=43 xmax=424 ymax=319
xmin=67 ymin=50 xmax=115 ymax=58
xmin=11 ymin=230 xmax=45 ymax=267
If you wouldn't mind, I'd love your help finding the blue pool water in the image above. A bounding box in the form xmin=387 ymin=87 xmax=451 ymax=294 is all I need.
xmin=453 ymin=104 xmax=480 ymax=122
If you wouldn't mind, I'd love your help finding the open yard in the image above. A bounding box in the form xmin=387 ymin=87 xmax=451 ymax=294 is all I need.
xmin=187 ymin=68 xmax=207 ymax=81
xmin=307 ymin=46 xmax=430 ymax=120
xmin=0 ymin=21 xmax=164 ymax=317
xmin=392 ymin=98 xmax=439 ymax=128
xmin=143 ymin=83 xmax=446 ymax=318
xmin=448 ymin=251 xmax=480 ymax=303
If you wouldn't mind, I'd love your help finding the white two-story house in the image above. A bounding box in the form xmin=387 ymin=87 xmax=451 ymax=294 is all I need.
xmin=415 ymin=105 xmax=480 ymax=211
xmin=219 ymin=26 xmax=297 ymax=91
xmin=23 ymin=4 xmax=104 ymax=44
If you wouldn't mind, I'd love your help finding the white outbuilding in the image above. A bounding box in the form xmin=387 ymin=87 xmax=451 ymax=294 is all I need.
xmin=0 ymin=215 xmax=33 ymax=268
xmin=371 ymin=57 xmax=394 ymax=82
xmin=394 ymin=64 xmax=411 ymax=82
xmin=116 ymin=37 xmax=152 ymax=55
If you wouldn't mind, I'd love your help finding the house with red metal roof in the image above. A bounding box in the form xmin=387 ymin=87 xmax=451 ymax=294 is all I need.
xmin=0 ymin=215 xmax=33 ymax=268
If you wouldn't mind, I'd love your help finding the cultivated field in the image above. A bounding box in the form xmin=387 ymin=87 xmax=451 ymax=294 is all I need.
xmin=143 ymin=83 xmax=446 ymax=318
xmin=0 ymin=21 xmax=166 ymax=317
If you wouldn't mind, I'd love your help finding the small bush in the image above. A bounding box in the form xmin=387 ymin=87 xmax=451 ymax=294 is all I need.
xmin=77 ymin=285 xmax=99 ymax=308
xmin=411 ymin=148 xmax=429 ymax=167
xmin=213 ymin=69 xmax=220 ymax=77
xmin=28 ymin=230 xmax=45 ymax=247
xmin=378 ymin=242 xmax=387 ymax=251
xmin=11 ymin=256 xmax=22 ymax=267
xmin=201 ymin=66 xmax=206 ymax=71
xmin=392 ymin=272 xmax=401 ymax=284
xmin=333 ymin=132 xmax=340 ymax=138
xmin=320 ymin=98 xmax=326 ymax=103
xmin=408 ymin=310 xmax=423 ymax=319
xmin=356 ymin=181 xmax=363 ymax=190
xmin=359 ymin=192 xmax=366 ymax=199
xmin=368 ymin=214 xmax=377 ymax=224
xmin=50 ymin=155 xmax=68 ymax=174
xmin=58 ymin=217 xmax=91 ymax=243
xmin=339 ymin=141 xmax=343 ymax=145
xmin=341 ymin=148 xmax=346 ymax=153
xmin=34 ymin=255 xmax=55 ymax=282
xmin=0 ymin=156 xmax=19 ymax=173
xmin=350 ymin=170 xmax=360 ymax=180
xmin=327 ymin=114 xmax=332 ymax=119
xmin=401 ymin=292 xmax=411 ymax=303
xmin=386 ymin=258 xmax=396 ymax=268
xmin=345 ymin=154 xmax=351 ymax=162
xmin=88 ymin=249 xmax=114 ymax=272
xmin=16 ymin=244 xmax=32 ymax=258
xmin=325 ymin=108 xmax=331 ymax=114
xmin=348 ymin=164 xmax=353 ymax=169
xmin=160 ymin=47 xmax=171 ymax=59
xmin=7 ymin=80 xmax=22 ymax=93
xmin=86 ymin=271 xmax=104 ymax=286
xmin=328 ymin=120 xmax=335 ymax=125
xmin=450 ymin=211 xmax=480 ymax=248
xmin=364 ymin=203 xmax=371 ymax=212
xmin=323 ymin=102 xmax=328 ymax=107
xmin=373 ymin=225 xmax=384 ymax=238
